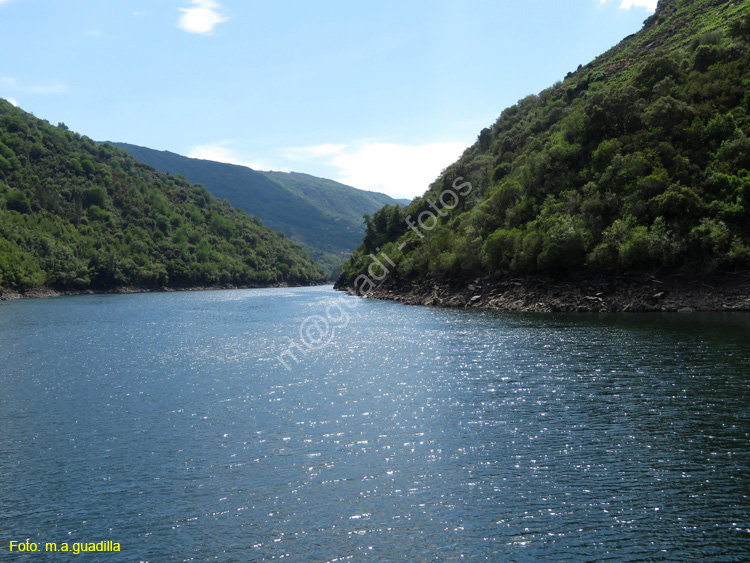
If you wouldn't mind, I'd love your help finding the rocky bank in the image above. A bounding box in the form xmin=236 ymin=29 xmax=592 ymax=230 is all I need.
xmin=337 ymin=272 xmax=750 ymax=313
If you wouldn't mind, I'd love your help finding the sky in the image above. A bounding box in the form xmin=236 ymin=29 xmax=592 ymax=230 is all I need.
xmin=0 ymin=0 xmax=657 ymax=199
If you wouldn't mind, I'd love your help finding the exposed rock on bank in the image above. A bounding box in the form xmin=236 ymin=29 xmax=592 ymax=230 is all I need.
xmin=337 ymin=273 xmax=750 ymax=313
xmin=0 ymin=282 xmax=328 ymax=301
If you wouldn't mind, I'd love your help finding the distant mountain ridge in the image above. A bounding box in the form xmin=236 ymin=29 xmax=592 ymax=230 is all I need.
xmin=113 ymin=143 xmax=407 ymax=276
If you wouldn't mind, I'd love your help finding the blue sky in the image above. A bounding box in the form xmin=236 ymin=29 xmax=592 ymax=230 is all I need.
xmin=0 ymin=0 xmax=656 ymax=199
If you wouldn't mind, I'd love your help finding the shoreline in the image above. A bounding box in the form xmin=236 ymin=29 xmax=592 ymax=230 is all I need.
xmin=0 ymin=281 xmax=332 ymax=302
xmin=336 ymin=272 xmax=750 ymax=313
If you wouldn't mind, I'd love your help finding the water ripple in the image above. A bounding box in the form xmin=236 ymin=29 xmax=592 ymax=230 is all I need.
xmin=0 ymin=288 xmax=748 ymax=562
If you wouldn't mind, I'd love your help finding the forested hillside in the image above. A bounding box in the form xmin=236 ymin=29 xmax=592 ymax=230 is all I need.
xmin=338 ymin=0 xmax=750 ymax=297
xmin=113 ymin=143 xmax=406 ymax=277
xmin=0 ymin=100 xmax=325 ymax=292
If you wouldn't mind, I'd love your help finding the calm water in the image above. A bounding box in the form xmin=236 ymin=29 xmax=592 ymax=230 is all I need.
xmin=1 ymin=286 xmax=749 ymax=562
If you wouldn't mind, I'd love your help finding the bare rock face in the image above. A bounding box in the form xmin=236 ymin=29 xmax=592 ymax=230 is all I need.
xmin=655 ymin=0 xmax=679 ymax=17
xmin=338 ymin=273 xmax=750 ymax=314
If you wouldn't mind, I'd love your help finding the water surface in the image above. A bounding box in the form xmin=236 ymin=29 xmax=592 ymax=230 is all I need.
xmin=1 ymin=286 xmax=748 ymax=562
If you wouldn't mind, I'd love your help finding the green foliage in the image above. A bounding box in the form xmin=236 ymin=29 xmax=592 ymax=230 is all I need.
xmin=0 ymin=99 xmax=326 ymax=291
xmin=5 ymin=190 xmax=31 ymax=213
xmin=481 ymin=228 xmax=518 ymax=272
xmin=693 ymin=44 xmax=723 ymax=71
xmin=83 ymin=185 xmax=108 ymax=208
xmin=636 ymin=55 xmax=680 ymax=90
xmin=113 ymin=143 xmax=406 ymax=279
xmin=729 ymin=15 xmax=750 ymax=42
xmin=362 ymin=205 xmax=406 ymax=254
xmin=689 ymin=217 xmax=731 ymax=270
xmin=536 ymin=215 xmax=587 ymax=271
xmin=338 ymin=0 xmax=750 ymax=287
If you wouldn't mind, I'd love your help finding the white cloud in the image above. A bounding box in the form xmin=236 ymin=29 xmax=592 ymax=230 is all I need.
xmin=600 ymin=0 xmax=657 ymax=11
xmin=620 ymin=0 xmax=657 ymax=9
xmin=0 ymin=77 xmax=68 ymax=95
xmin=187 ymin=142 xmax=268 ymax=170
xmin=8 ymin=98 xmax=18 ymax=107
xmin=177 ymin=0 xmax=228 ymax=35
xmin=2 ymin=77 xmax=66 ymax=96
xmin=28 ymin=82 xmax=67 ymax=94
xmin=287 ymin=141 xmax=469 ymax=200
xmin=282 ymin=144 xmax=347 ymax=160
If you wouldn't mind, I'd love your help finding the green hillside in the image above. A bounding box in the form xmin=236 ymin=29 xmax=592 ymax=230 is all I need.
xmin=113 ymin=143 xmax=405 ymax=277
xmin=339 ymin=0 xmax=750 ymax=292
xmin=0 ymin=100 xmax=325 ymax=292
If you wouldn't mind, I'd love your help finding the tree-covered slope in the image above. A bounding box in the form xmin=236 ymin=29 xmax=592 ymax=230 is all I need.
xmin=0 ymin=100 xmax=325 ymax=291
xmin=261 ymin=171 xmax=410 ymax=225
xmin=113 ymin=143 xmax=405 ymax=276
xmin=339 ymin=0 xmax=750 ymax=292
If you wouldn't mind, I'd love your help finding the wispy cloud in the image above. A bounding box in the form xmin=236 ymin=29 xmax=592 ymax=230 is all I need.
xmin=28 ymin=82 xmax=67 ymax=95
xmin=282 ymin=144 xmax=347 ymax=160
xmin=599 ymin=0 xmax=657 ymax=11
xmin=286 ymin=141 xmax=469 ymax=200
xmin=2 ymin=77 xmax=67 ymax=96
xmin=621 ymin=0 xmax=657 ymax=10
xmin=7 ymin=98 xmax=18 ymax=107
xmin=187 ymin=142 xmax=268 ymax=170
xmin=177 ymin=0 xmax=228 ymax=35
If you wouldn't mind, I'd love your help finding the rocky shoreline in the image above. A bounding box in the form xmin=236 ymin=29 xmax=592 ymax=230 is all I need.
xmin=337 ymin=272 xmax=750 ymax=313
xmin=0 ymin=281 xmax=330 ymax=302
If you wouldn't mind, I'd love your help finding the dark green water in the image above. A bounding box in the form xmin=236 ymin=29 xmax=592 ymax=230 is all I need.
xmin=1 ymin=286 xmax=748 ymax=562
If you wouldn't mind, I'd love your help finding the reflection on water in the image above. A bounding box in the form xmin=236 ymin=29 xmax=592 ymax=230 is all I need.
xmin=1 ymin=287 xmax=748 ymax=562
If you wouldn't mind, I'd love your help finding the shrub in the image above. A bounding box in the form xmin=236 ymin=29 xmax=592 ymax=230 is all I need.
xmin=689 ymin=218 xmax=731 ymax=270
xmin=618 ymin=225 xmax=651 ymax=269
xmin=481 ymin=228 xmax=519 ymax=271
xmin=536 ymin=215 xmax=586 ymax=271
xmin=5 ymin=190 xmax=31 ymax=213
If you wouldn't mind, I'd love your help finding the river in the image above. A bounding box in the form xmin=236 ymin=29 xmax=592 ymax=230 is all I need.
xmin=1 ymin=286 xmax=748 ymax=562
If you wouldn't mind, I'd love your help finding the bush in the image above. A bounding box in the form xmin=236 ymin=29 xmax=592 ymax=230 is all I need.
xmin=87 ymin=205 xmax=113 ymax=225
xmin=83 ymin=185 xmax=108 ymax=208
xmin=648 ymin=217 xmax=682 ymax=265
xmin=511 ymin=231 xmax=543 ymax=272
xmin=5 ymin=190 xmax=31 ymax=213
xmin=650 ymin=185 xmax=705 ymax=222
xmin=717 ymin=133 xmax=750 ymax=170
xmin=536 ymin=215 xmax=586 ymax=271
xmin=689 ymin=218 xmax=731 ymax=270
xmin=636 ymin=55 xmax=680 ymax=91
xmin=694 ymin=45 xmax=723 ymax=72
xmin=729 ymin=15 xmax=750 ymax=42
xmin=644 ymin=96 xmax=696 ymax=131
xmin=592 ymin=139 xmax=622 ymax=172
xmin=481 ymin=228 xmax=519 ymax=271
xmin=618 ymin=225 xmax=651 ymax=269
